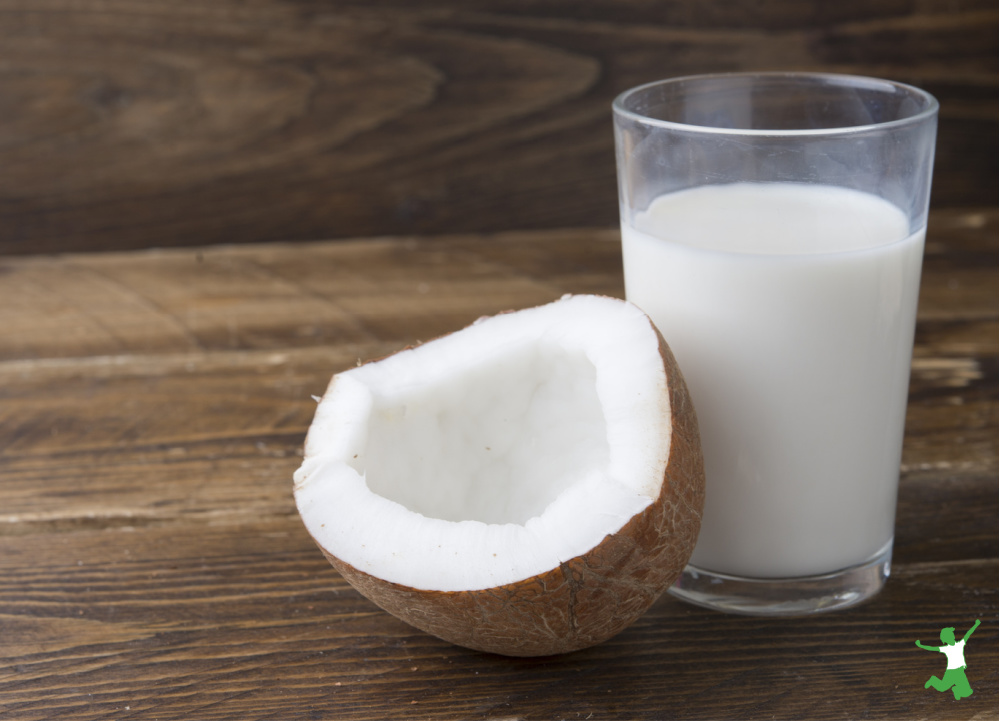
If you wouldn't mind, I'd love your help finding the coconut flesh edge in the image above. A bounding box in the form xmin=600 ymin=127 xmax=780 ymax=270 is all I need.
xmin=293 ymin=295 xmax=673 ymax=593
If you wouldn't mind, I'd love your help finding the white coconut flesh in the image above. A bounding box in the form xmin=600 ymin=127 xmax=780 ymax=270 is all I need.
xmin=293 ymin=295 xmax=673 ymax=593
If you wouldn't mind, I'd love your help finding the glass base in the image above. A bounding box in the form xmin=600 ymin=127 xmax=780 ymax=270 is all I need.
xmin=668 ymin=541 xmax=892 ymax=616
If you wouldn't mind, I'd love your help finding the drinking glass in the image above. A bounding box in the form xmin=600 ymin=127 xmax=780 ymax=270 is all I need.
xmin=613 ymin=73 xmax=938 ymax=614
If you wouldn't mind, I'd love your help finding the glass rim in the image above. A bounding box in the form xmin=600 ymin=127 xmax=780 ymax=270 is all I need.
xmin=612 ymin=71 xmax=939 ymax=137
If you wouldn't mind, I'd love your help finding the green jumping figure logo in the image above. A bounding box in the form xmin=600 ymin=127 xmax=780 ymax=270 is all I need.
xmin=915 ymin=619 xmax=981 ymax=700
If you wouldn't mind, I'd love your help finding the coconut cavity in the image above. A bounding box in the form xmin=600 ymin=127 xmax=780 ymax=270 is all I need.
xmin=294 ymin=295 xmax=680 ymax=594
xmin=360 ymin=339 xmax=610 ymax=525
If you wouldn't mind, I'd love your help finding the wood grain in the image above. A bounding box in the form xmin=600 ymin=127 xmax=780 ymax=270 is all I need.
xmin=0 ymin=210 xmax=996 ymax=719
xmin=0 ymin=524 xmax=994 ymax=721
xmin=0 ymin=0 xmax=995 ymax=254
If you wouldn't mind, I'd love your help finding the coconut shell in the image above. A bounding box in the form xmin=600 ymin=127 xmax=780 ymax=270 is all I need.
xmin=308 ymin=321 xmax=704 ymax=657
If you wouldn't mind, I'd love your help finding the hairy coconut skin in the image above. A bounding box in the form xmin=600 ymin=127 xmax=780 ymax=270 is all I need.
xmin=304 ymin=318 xmax=704 ymax=657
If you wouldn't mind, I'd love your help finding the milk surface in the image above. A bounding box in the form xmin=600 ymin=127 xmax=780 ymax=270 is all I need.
xmin=622 ymin=182 xmax=924 ymax=578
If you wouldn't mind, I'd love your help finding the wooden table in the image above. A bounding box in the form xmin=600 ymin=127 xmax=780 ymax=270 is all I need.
xmin=1 ymin=211 xmax=996 ymax=720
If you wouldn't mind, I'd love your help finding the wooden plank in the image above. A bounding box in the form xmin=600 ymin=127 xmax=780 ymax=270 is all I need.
xmin=920 ymin=209 xmax=1000 ymax=323
xmin=0 ymin=0 xmax=994 ymax=254
xmin=896 ymin=471 xmax=998 ymax=564
xmin=0 ymin=231 xmax=604 ymax=361
xmin=2 ymin=341 xmax=993 ymax=530
xmin=0 ymin=211 xmax=995 ymax=362
xmin=0 ymin=521 xmax=995 ymax=720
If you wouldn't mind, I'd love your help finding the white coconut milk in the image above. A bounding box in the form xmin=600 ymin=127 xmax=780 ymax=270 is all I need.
xmin=622 ymin=182 xmax=924 ymax=578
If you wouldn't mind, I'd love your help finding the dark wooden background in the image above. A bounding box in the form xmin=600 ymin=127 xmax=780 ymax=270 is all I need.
xmin=0 ymin=0 xmax=995 ymax=255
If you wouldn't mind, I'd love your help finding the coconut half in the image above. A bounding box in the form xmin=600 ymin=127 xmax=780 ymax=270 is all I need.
xmin=293 ymin=294 xmax=704 ymax=656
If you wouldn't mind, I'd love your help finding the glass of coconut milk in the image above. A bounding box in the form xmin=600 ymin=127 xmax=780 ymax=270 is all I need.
xmin=613 ymin=73 xmax=938 ymax=614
